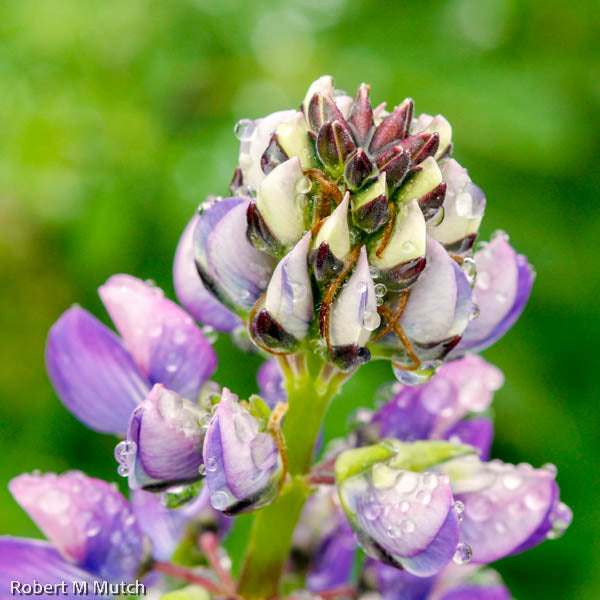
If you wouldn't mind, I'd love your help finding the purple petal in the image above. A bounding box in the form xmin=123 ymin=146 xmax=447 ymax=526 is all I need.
xmin=454 ymin=236 xmax=533 ymax=354
xmin=173 ymin=215 xmax=241 ymax=332
xmin=197 ymin=199 xmax=276 ymax=312
xmin=443 ymin=457 xmax=564 ymax=563
xmin=203 ymin=389 xmax=280 ymax=515
xmin=45 ymin=307 xmax=150 ymax=434
xmin=439 ymin=584 xmax=511 ymax=600
xmin=264 ymin=232 xmax=314 ymax=340
xmin=99 ymin=274 xmax=217 ymax=400
xmin=0 ymin=538 xmax=103 ymax=599
xmin=130 ymin=487 xmax=231 ymax=561
xmin=126 ymin=384 xmax=206 ymax=489
xmin=444 ymin=419 xmax=494 ymax=461
xmin=373 ymin=356 xmax=502 ymax=445
xmin=9 ymin=472 xmax=143 ymax=582
xmin=374 ymin=560 xmax=434 ymax=600
xmin=257 ymin=360 xmax=287 ymax=408
xmin=400 ymin=237 xmax=457 ymax=344
xmin=341 ymin=468 xmax=457 ymax=576
xmin=306 ymin=517 xmax=356 ymax=593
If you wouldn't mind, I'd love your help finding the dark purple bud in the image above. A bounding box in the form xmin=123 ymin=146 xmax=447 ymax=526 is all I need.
xmin=260 ymin=133 xmax=289 ymax=176
xmin=369 ymin=99 xmax=414 ymax=153
xmin=229 ymin=167 xmax=244 ymax=194
xmin=246 ymin=201 xmax=284 ymax=255
xmin=396 ymin=132 xmax=440 ymax=164
xmin=348 ymin=83 xmax=374 ymax=145
xmin=344 ymin=148 xmax=373 ymax=190
xmin=419 ymin=182 xmax=447 ymax=220
xmin=316 ymin=120 xmax=356 ymax=174
xmin=307 ymin=93 xmax=347 ymax=132
xmin=253 ymin=310 xmax=299 ymax=352
xmin=353 ymin=193 xmax=389 ymax=233
xmin=309 ymin=241 xmax=344 ymax=283
xmin=330 ymin=343 xmax=371 ymax=371
xmin=379 ymin=256 xmax=427 ymax=291
xmin=443 ymin=234 xmax=478 ymax=254
xmin=377 ymin=149 xmax=410 ymax=192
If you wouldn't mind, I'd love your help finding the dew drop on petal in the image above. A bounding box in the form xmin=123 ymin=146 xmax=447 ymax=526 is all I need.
xmin=453 ymin=500 xmax=465 ymax=514
xmin=295 ymin=176 xmax=312 ymax=194
xmin=503 ymin=473 xmax=522 ymax=490
xmin=363 ymin=310 xmax=381 ymax=332
xmin=40 ymin=490 xmax=69 ymax=515
xmin=400 ymin=519 xmax=415 ymax=534
xmin=395 ymin=471 xmax=418 ymax=494
xmin=210 ymin=491 xmax=230 ymax=511
xmin=476 ymin=271 xmax=491 ymax=290
xmin=452 ymin=542 xmax=472 ymax=565
xmin=234 ymin=119 xmax=254 ymax=141
xmin=416 ymin=490 xmax=431 ymax=505
xmin=205 ymin=456 xmax=218 ymax=472
xmin=364 ymin=502 xmax=383 ymax=521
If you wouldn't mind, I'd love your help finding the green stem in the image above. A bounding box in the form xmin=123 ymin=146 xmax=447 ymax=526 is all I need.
xmin=237 ymin=353 xmax=342 ymax=599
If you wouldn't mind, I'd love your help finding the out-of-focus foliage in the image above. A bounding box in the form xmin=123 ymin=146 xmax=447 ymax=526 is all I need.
xmin=0 ymin=0 xmax=598 ymax=597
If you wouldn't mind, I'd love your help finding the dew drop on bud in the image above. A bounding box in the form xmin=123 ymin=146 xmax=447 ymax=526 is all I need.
xmin=210 ymin=491 xmax=230 ymax=511
xmin=452 ymin=542 xmax=472 ymax=565
xmin=363 ymin=310 xmax=381 ymax=331
xmin=234 ymin=119 xmax=254 ymax=141
xmin=374 ymin=283 xmax=387 ymax=298
xmin=401 ymin=241 xmax=415 ymax=254
xmin=206 ymin=456 xmax=218 ymax=472
xmin=376 ymin=297 xmax=384 ymax=306
xmin=295 ymin=176 xmax=312 ymax=194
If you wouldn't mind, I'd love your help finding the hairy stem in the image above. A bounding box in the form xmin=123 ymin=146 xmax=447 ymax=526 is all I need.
xmin=237 ymin=353 xmax=345 ymax=599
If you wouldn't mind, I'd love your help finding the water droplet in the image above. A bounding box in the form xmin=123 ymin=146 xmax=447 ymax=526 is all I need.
xmin=503 ymin=473 xmax=522 ymax=490
xmin=364 ymin=502 xmax=383 ymax=521
xmin=395 ymin=471 xmax=418 ymax=494
xmin=363 ymin=310 xmax=381 ymax=331
xmin=400 ymin=519 xmax=415 ymax=534
xmin=461 ymin=257 xmax=477 ymax=285
xmin=369 ymin=266 xmax=380 ymax=279
xmin=374 ymin=283 xmax=387 ymax=298
xmin=542 ymin=463 xmax=557 ymax=476
xmin=398 ymin=501 xmax=410 ymax=512
xmin=469 ymin=304 xmax=480 ymax=320
xmin=416 ymin=490 xmax=431 ymax=505
xmin=210 ymin=491 xmax=230 ymax=511
xmin=206 ymin=456 xmax=218 ymax=472
xmin=401 ymin=241 xmax=415 ymax=254
xmin=476 ymin=271 xmax=491 ymax=290
xmin=201 ymin=325 xmax=218 ymax=344
xmin=455 ymin=192 xmax=475 ymax=218
xmin=295 ymin=176 xmax=312 ymax=194
xmin=494 ymin=521 xmax=507 ymax=534
xmin=234 ymin=119 xmax=254 ymax=141
xmin=423 ymin=473 xmax=438 ymax=490
xmin=117 ymin=464 xmax=130 ymax=477
xmin=40 ymin=489 xmax=70 ymax=514
xmin=387 ymin=524 xmax=402 ymax=538
xmin=524 ymin=489 xmax=547 ymax=511
xmin=452 ymin=542 xmax=472 ymax=565
xmin=149 ymin=325 xmax=163 ymax=338
xmin=454 ymin=500 xmax=465 ymax=514
xmin=110 ymin=530 xmax=123 ymax=545
xmin=495 ymin=292 xmax=508 ymax=304
xmin=516 ymin=254 xmax=528 ymax=267
xmin=114 ymin=441 xmax=137 ymax=463
xmin=198 ymin=464 xmax=206 ymax=476
xmin=376 ymin=297 xmax=384 ymax=306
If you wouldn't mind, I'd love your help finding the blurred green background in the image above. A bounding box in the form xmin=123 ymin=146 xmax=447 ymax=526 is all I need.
xmin=1 ymin=0 xmax=598 ymax=597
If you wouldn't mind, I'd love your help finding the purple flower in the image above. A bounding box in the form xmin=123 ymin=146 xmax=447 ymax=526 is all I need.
xmin=203 ymin=388 xmax=281 ymax=515
xmin=257 ymin=360 xmax=286 ymax=409
xmin=335 ymin=442 xmax=467 ymax=577
xmin=373 ymin=561 xmax=512 ymax=600
xmin=193 ymin=197 xmax=277 ymax=313
xmin=186 ymin=76 xmax=504 ymax=381
xmin=123 ymin=384 xmax=208 ymax=490
xmin=46 ymin=276 xmax=216 ymax=435
xmin=173 ymin=214 xmax=241 ymax=332
xmin=451 ymin=233 xmax=534 ymax=355
xmin=369 ymin=356 xmax=503 ymax=459
xmin=438 ymin=456 xmax=572 ymax=563
xmin=3 ymin=472 xmax=145 ymax=587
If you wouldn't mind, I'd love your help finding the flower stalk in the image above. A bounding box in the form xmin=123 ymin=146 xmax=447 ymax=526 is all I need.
xmin=237 ymin=352 xmax=347 ymax=599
